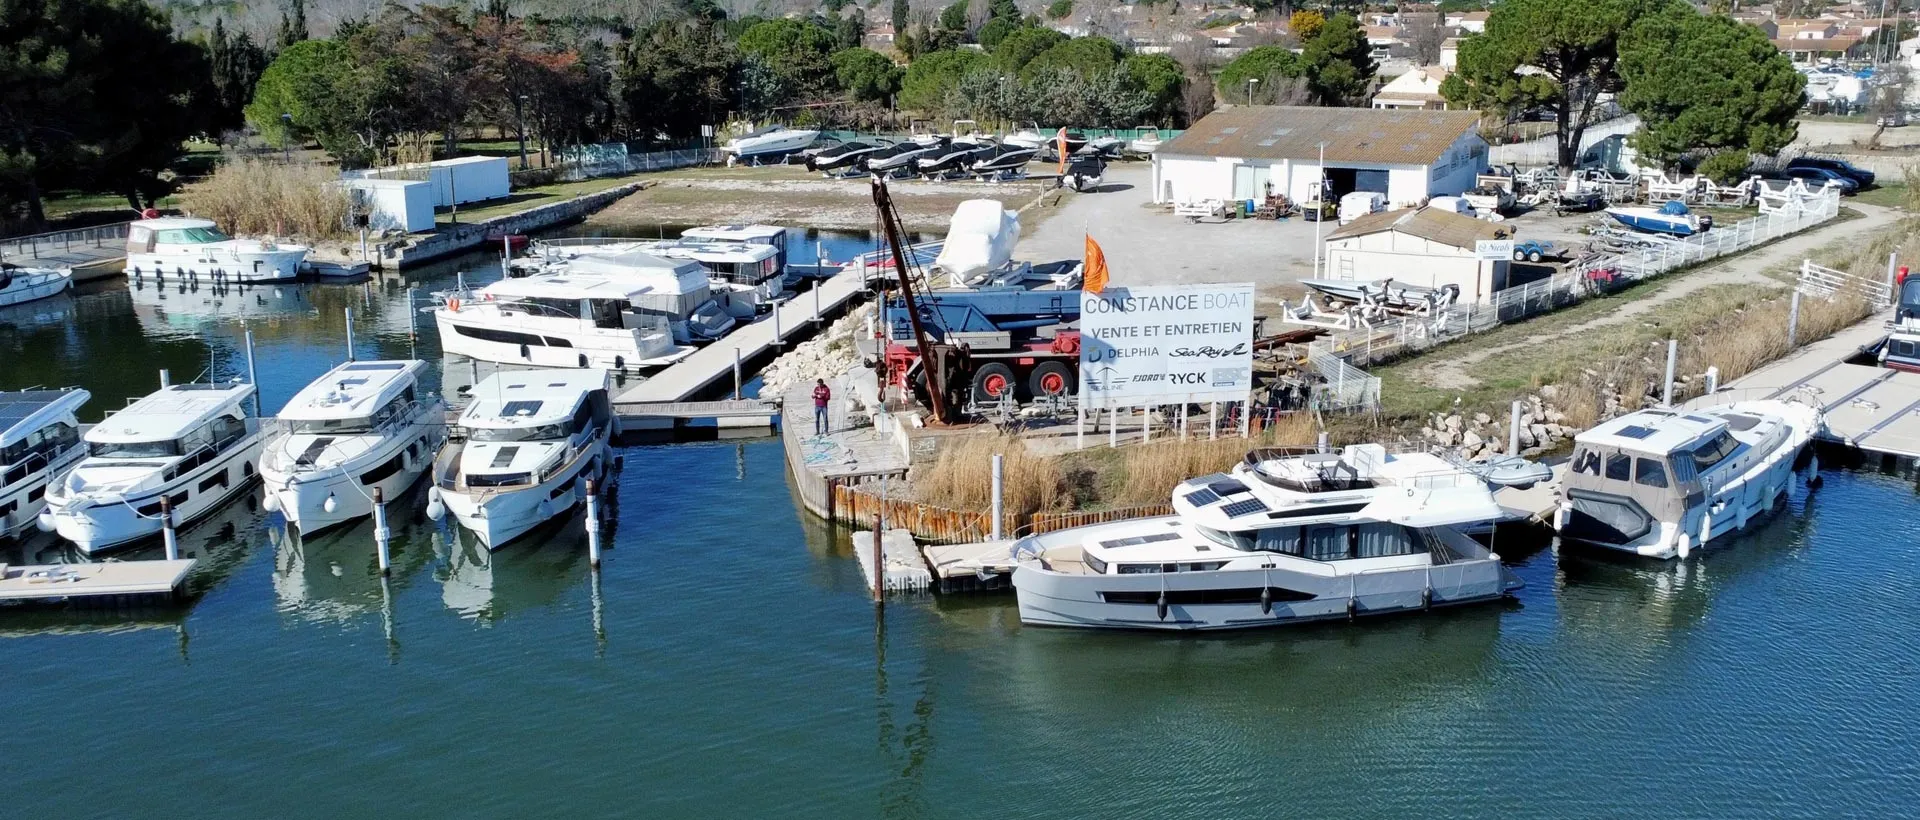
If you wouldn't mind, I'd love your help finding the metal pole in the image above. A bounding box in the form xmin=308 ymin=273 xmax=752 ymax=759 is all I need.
xmin=1209 ymin=402 xmax=1218 ymax=441
xmin=244 ymin=327 xmax=261 ymax=418
xmin=1239 ymin=395 xmax=1251 ymax=438
xmin=373 ymin=486 xmax=392 ymax=576
xmin=1180 ymin=405 xmax=1189 ymax=440
xmin=813 ymin=284 xmax=822 ymax=327
xmin=585 ymin=478 xmax=602 ymax=568
xmin=1509 ymin=400 xmax=1523 ymax=456
xmin=407 ymin=287 xmax=418 ymax=358
xmin=1076 ymin=405 xmax=1085 ymax=449
xmin=160 ymin=496 xmax=179 ymax=561
xmin=871 ymin=513 xmax=884 ymax=604
xmin=990 ymin=454 xmax=1004 ymax=540
xmin=1109 ymin=406 xmax=1119 ymax=448
xmin=1142 ymin=406 xmax=1150 ymax=443
xmin=159 ymin=369 xmax=171 ymax=389
xmin=774 ymin=304 xmax=782 ymax=351
xmin=733 ymin=348 xmax=743 ymax=400
xmin=1313 ymin=142 xmax=1325 ymax=279
xmin=1661 ymin=339 xmax=1678 ymax=407
xmin=344 ymin=307 xmax=356 ymax=361
xmin=1788 ymin=290 xmax=1801 ymax=349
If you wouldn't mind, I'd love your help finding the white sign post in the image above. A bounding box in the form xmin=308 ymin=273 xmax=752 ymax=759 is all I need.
xmin=1079 ymin=284 xmax=1257 ymax=415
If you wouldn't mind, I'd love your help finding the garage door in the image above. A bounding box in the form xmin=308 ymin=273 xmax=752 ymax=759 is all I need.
xmin=1354 ymin=170 xmax=1389 ymax=193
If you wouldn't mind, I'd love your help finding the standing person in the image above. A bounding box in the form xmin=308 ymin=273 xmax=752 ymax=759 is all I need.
xmin=813 ymin=379 xmax=832 ymax=435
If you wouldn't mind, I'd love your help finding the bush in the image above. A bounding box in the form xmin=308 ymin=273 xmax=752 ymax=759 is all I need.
xmin=177 ymin=157 xmax=351 ymax=240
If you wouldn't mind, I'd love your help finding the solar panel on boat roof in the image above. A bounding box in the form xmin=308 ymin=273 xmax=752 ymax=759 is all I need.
xmin=342 ymin=362 xmax=404 ymax=371
xmin=1207 ymin=478 xmax=1249 ymax=496
xmin=1683 ymin=415 xmax=1716 ymax=424
xmin=501 ymin=400 xmax=543 ymax=417
xmin=1221 ymin=498 xmax=1269 ymax=518
xmin=490 ymin=446 xmax=520 ymax=468
xmin=1183 ymin=488 xmax=1222 ymax=507
xmin=1616 ymin=425 xmax=1657 ymax=439
xmin=0 ymin=393 xmax=67 ymax=428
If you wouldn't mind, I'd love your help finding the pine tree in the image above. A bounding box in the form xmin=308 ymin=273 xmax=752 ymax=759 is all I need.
xmin=276 ymin=0 xmax=309 ymax=51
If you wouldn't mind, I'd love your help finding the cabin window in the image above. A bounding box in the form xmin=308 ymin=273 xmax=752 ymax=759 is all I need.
xmin=90 ymin=439 xmax=182 ymax=459
xmin=467 ymin=423 xmax=568 ymax=442
xmin=1635 ymin=458 xmax=1669 ymax=489
xmin=1116 ymin=563 xmax=1163 ymax=574
xmin=1893 ymin=340 xmax=1919 ymax=358
xmin=588 ymin=299 xmax=626 ymax=329
xmin=291 ymin=416 xmax=374 ymax=435
xmin=1251 ymin=526 xmax=1303 ymax=555
xmin=466 ymin=471 xmax=531 ymax=488
xmin=1185 ymin=562 xmax=1228 ymax=572
xmin=197 ymin=469 xmax=229 ymax=493
xmin=154 ymin=226 xmax=230 ymax=244
xmin=501 ymin=296 xmax=580 ymax=319
xmin=1354 ymin=523 xmax=1417 ymax=558
xmin=1197 ymin=526 xmax=1249 ymax=550
xmin=1 ymin=421 xmax=79 ymax=468
xmin=1572 ymin=448 xmax=1601 ymax=476
xmin=360 ymin=454 xmax=404 ymax=485
xmin=1605 ymin=453 xmax=1633 ymax=482
xmin=1688 ymin=431 xmax=1740 ymax=473
xmin=1305 ymin=525 xmax=1350 ymax=561
xmin=1083 ymin=553 xmax=1109 ymax=574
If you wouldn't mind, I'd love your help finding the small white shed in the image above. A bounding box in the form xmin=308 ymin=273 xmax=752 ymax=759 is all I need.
xmin=1322 ymin=207 xmax=1515 ymax=303
xmin=344 ymin=178 xmax=435 ymax=233
xmin=349 ymin=155 xmax=511 ymax=208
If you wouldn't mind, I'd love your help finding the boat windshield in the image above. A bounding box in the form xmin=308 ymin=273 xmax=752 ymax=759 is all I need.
xmin=154 ymin=226 xmax=231 ymax=244
xmin=89 ymin=439 xmax=182 ymax=459
xmin=465 ymin=423 xmax=567 ymax=442
xmin=288 ymin=417 xmax=374 ymax=435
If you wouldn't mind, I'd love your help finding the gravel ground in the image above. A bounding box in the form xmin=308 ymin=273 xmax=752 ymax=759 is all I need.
xmin=587 ymin=165 xmax=1056 ymax=232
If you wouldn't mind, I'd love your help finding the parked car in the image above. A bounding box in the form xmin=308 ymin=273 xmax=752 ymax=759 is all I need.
xmin=1785 ymin=156 xmax=1875 ymax=187
xmin=1426 ymin=195 xmax=1479 ymax=218
xmin=1877 ymin=110 xmax=1909 ymax=128
xmin=1767 ymin=166 xmax=1861 ymax=194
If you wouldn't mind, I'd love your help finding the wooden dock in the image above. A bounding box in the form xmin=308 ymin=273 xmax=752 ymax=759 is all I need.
xmin=615 ymin=267 xmax=871 ymax=404
xmin=1 ymin=222 xmax=129 ymax=280
xmin=1686 ymin=319 xmax=1920 ymax=458
xmin=0 ymin=559 xmax=195 ymax=603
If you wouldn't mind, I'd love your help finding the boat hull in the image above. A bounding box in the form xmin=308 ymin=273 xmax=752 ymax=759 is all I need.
xmin=127 ymin=248 xmax=307 ymax=282
xmin=0 ymin=268 xmax=73 ymax=308
xmin=261 ymin=419 xmax=445 ymax=533
xmin=434 ymin=309 xmax=693 ymax=371
xmin=1605 ymin=209 xmax=1700 ymax=237
xmin=440 ymin=440 xmax=609 ymax=550
xmin=47 ymin=435 xmax=266 ymax=555
xmin=0 ymin=445 xmax=87 ymax=541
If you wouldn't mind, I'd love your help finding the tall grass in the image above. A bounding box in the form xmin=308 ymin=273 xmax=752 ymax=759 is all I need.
xmin=177 ymin=158 xmax=351 ymax=240
xmin=914 ymin=433 xmax=1062 ymax=518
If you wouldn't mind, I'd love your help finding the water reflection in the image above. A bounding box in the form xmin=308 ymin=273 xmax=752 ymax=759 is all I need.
xmin=268 ymin=499 xmax=437 ymax=628
xmin=434 ymin=516 xmax=593 ymax=622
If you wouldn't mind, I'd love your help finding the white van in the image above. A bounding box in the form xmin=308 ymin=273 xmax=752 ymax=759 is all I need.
xmin=1338 ymin=191 xmax=1387 ymax=225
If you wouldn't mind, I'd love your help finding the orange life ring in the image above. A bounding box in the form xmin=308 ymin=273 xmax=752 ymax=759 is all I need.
xmin=448 ymin=297 xmax=462 ymax=311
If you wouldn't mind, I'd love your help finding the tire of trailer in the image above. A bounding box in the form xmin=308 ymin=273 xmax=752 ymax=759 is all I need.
xmin=1028 ymin=361 xmax=1074 ymax=398
xmin=971 ymin=363 xmax=1018 ymax=404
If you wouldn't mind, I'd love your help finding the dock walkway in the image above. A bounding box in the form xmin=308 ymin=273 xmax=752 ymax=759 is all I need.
xmin=1 ymin=222 xmax=129 ymax=279
xmin=0 ymin=559 xmax=195 ymax=603
xmin=615 ymin=267 xmax=869 ymax=403
xmin=1686 ymin=319 xmax=1920 ymax=458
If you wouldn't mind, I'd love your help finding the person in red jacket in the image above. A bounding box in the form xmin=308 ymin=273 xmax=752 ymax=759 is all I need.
xmin=812 ymin=379 xmax=832 ymax=435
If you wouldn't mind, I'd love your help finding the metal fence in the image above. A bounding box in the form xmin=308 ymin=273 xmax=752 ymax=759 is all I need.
xmin=1309 ymin=189 xmax=1844 ymax=368
xmin=1306 ymin=345 xmax=1382 ymax=411
xmin=1797 ymin=258 xmax=1896 ymax=308
xmin=0 ymin=222 xmax=130 ymax=263
xmin=556 ymin=145 xmax=720 ymax=182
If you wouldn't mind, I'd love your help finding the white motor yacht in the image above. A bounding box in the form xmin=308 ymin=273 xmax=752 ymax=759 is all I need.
xmin=542 ymin=251 xmax=736 ymax=344
xmin=0 ymin=388 xmax=90 ymax=541
xmin=124 ymin=217 xmax=308 ymax=282
xmin=261 ymin=360 xmax=447 ymax=533
xmin=1556 ymin=400 xmax=1821 ymax=559
xmin=435 ymin=261 xmax=723 ymax=371
xmin=41 ymin=379 xmax=266 ymax=555
xmin=429 ymin=368 xmax=614 ymax=549
xmin=722 ymin=126 xmax=819 ymax=164
xmin=514 ymin=238 xmax=787 ymax=319
xmin=0 ymin=264 xmax=74 ymax=308
xmin=1010 ymin=445 xmax=1523 ymax=631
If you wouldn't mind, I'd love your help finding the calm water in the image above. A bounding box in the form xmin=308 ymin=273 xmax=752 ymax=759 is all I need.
xmin=3 ymin=232 xmax=1919 ymax=817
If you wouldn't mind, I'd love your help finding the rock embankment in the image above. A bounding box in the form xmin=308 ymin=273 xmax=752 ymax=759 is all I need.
xmin=760 ymin=303 xmax=873 ymax=396
xmin=1423 ymin=388 xmax=1578 ymax=461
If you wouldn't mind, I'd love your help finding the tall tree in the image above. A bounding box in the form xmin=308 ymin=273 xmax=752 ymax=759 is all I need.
xmin=622 ymin=20 xmax=736 ymax=140
xmin=1018 ymin=36 xmax=1122 ymax=80
xmin=1218 ymin=45 xmax=1307 ymax=104
xmin=1442 ymin=0 xmax=1670 ymax=170
xmin=832 ymin=47 xmax=902 ymax=103
xmin=992 ymin=26 xmax=1067 ymax=72
xmin=737 ymin=18 xmax=838 ymax=98
xmin=1618 ymin=8 xmax=1804 ymax=167
xmin=208 ymin=18 xmax=270 ymax=132
xmin=1300 ymin=13 xmax=1375 ymax=105
xmin=277 ymin=0 xmax=310 ymax=50
xmin=892 ymin=0 xmax=909 ymax=40
xmin=899 ymin=48 xmax=987 ymax=110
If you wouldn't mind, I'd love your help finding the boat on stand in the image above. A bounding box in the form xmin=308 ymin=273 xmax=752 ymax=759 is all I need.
xmin=0 ymin=264 xmax=74 ymax=308
xmin=1009 ymin=444 xmax=1526 ymax=631
xmin=0 ymin=388 xmax=91 ymax=542
xmin=40 ymin=377 xmax=267 ymax=555
xmin=260 ymin=360 xmax=448 ymax=534
xmin=1555 ymin=400 xmax=1822 ymax=559
xmin=426 ymin=368 xmax=615 ymax=549
xmin=124 ymin=217 xmax=308 ymax=282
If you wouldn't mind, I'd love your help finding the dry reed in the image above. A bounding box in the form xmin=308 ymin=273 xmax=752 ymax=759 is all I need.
xmin=177 ymin=157 xmax=352 ymax=240
xmin=913 ymin=433 xmax=1063 ymax=518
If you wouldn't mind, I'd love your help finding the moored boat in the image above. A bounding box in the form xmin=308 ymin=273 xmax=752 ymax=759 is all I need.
xmin=260 ymin=360 xmax=447 ymax=533
xmin=124 ymin=217 xmax=308 ymax=282
xmin=0 ymin=387 xmax=90 ymax=541
xmin=433 ymin=266 xmax=702 ymax=372
xmin=428 ymin=368 xmax=614 ymax=550
xmin=0 ymin=264 xmax=74 ymax=308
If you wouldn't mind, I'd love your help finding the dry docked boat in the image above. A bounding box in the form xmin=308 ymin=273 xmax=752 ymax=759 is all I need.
xmin=1010 ymin=445 xmax=1525 ymax=631
xmin=0 ymin=388 xmax=90 ymax=541
xmin=260 ymin=360 xmax=447 ymax=533
xmin=1555 ymin=400 xmax=1822 ymax=559
xmin=40 ymin=379 xmax=266 ymax=555
xmin=427 ymin=368 xmax=614 ymax=549
xmin=123 ymin=217 xmax=308 ymax=282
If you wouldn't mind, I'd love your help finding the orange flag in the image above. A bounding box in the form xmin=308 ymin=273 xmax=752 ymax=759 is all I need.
xmin=1055 ymin=127 xmax=1069 ymax=175
xmin=1084 ymin=234 xmax=1109 ymax=293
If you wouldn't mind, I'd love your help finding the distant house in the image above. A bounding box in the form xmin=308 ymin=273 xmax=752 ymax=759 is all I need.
xmin=1323 ymin=207 xmax=1515 ymax=303
xmin=1452 ymin=11 xmax=1489 ymax=33
xmin=1151 ymin=106 xmax=1487 ymax=208
xmin=1775 ymin=36 xmax=1867 ymax=62
xmin=1372 ymin=66 xmax=1452 ymax=111
xmin=1439 ymin=36 xmax=1461 ymax=69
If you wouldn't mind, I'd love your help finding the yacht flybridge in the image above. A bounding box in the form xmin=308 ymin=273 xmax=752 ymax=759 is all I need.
xmin=1556 ymin=400 xmax=1821 ymax=559
xmin=0 ymin=388 xmax=91 ymax=541
xmin=428 ymin=368 xmax=614 ymax=549
xmin=1010 ymin=445 xmax=1524 ymax=631
xmin=41 ymin=379 xmax=266 ymax=555
xmin=260 ymin=360 xmax=447 ymax=533
xmin=124 ymin=217 xmax=308 ymax=282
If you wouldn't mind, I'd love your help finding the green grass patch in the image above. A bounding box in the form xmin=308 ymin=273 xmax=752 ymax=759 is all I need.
xmin=435 ymin=175 xmax=642 ymax=225
xmin=1851 ymin=184 xmax=1910 ymax=210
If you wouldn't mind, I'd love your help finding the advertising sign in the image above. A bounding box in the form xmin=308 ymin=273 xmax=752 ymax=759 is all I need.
xmin=1474 ymin=239 xmax=1514 ymax=261
xmin=1079 ymin=283 xmax=1256 ymax=409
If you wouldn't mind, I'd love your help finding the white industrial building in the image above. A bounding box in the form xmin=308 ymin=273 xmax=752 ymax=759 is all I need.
xmin=1322 ymin=207 xmax=1514 ymax=303
xmin=347 ymin=155 xmax=511 ymax=208
xmin=1151 ymin=106 xmax=1487 ymax=210
xmin=343 ymin=178 xmax=435 ymax=233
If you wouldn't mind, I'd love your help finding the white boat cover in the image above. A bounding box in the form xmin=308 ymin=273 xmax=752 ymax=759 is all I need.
xmin=931 ymin=200 xmax=1020 ymax=282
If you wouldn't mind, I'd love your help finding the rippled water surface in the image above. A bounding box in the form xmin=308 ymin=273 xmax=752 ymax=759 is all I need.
xmin=2 ymin=234 xmax=1918 ymax=818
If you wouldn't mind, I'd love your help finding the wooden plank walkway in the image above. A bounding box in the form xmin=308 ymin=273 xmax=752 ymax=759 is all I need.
xmin=0 ymin=559 xmax=195 ymax=603
xmin=1685 ymin=318 xmax=1920 ymax=458
xmin=614 ymin=267 xmax=870 ymax=404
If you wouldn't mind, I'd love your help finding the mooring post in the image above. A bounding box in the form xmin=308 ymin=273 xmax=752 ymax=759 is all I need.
xmin=733 ymin=348 xmax=743 ymax=400
xmin=1705 ymin=366 xmax=1720 ymax=395
xmin=1509 ymin=400 xmax=1523 ymax=456
xmin=1661 ymin=339 xmax=1678 ymax=407
xmin=372 ymin=486 xmax=392 ymax=576
xmin=160 ymin=495 xmax=179 ymax=561
xmin=585 ymin=477 xmax=603 ymax=568
xmin=1318 ymin=430 xmax=1330 ymax=454
xmin=813 ymin=283 xmax=822 ymax=327
xmin=1209 ymin=402 xmax=1219 ymax=441
xmin=344 ymin=307 xmax=356 ymax=361
xmin=990 ymin=454 xmax=1005 ymax=540
xmin=159 ymin=369 xmax=171 ymax=389
xmin=871 ymin=513 xmax=884 ymax=605
xmin=773 ymin=304 xmax=783 ymax=352
xmin=1788 ymin=290 xmax=1802 ymax=348
xmin=1109 ymin=405 xmax=1119 ymax=448
xmin=244 ymin=327 xmax=261 ymax=417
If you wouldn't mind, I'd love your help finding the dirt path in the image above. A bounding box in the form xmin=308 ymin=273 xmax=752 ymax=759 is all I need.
xmin=1413 ymin=203 xmax=1899 ymax=390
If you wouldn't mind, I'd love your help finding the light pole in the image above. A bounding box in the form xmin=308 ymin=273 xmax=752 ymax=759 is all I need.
xmin=1313 ymin=141 xmax=1326 ymax=279
xmin=1247 ymin=78 xmax=1260 ymax=105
